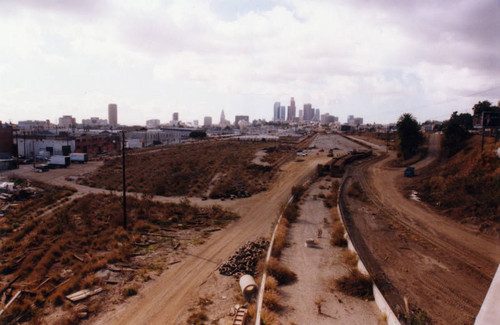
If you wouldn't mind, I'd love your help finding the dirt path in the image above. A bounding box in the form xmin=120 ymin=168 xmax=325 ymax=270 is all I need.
xmin=280 ymin=179 xmax=381 ymax=324
xmin=345 ymin=134 xmax=500 ymax=324
xmin=90 ymin=151 xmax=335 ymax=324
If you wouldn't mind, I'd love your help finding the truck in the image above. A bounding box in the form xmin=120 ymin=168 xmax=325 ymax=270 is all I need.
xmin=49 ymin=155 xmax=70 ymax=168
xmin=70 ymin=153 xmax=88 ymax=164
xmin=404 ymin=167 xmax=415 ymax=177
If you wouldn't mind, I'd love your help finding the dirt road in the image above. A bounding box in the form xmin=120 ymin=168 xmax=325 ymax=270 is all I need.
xmin=345 ymin=134 xmax=500 ymax=324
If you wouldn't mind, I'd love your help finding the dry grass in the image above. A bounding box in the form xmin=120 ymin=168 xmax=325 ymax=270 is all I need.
xmin=186 ymin=311 xmax=208 ymax=325
xmin=332 ymin=269 xmax=373 ymax=300
xmin=0 ymin=192 xmax=237 ymax=324
xmin=271 ymin=218 xmax=289 ymax=258
xmin=342 ymin=250 xmax=359 ymax=267
xmin=330 ymin=211 xmax=347 ymax=247
xmin=415 ymin=136 xmax=499 ymax=226
xmin=264 ymin=257 xmax=297 ymax=285
xmin=263 ymin=291 xmax=283 ymax=312
xmin=85 ymin=141 xmax=291 ymax=198
xmin=260 ymin=307 xmax=279 ymax=325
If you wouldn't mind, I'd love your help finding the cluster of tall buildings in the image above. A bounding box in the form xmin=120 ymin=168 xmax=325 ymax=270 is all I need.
xmin=273 ymin=97 xmax=326 ymax=123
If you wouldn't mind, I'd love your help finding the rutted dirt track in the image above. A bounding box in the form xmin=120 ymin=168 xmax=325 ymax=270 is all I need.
xmin=344 ymin=134 xmax=500 ymax=324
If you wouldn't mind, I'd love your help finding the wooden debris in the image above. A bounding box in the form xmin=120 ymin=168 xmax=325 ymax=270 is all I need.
xmin=0 ymin=275 xmax=20 ymax=296
xmin=72 ymin=254 xmax=84 ymax=262
xmin=66 ymin=287 xmax=103 ymax=303
xmin=0 ymin=291 xmax=23 ymax=316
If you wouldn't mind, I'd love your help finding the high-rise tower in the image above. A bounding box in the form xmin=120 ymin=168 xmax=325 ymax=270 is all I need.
xmin=273 ymin=102 xmax=281 ymax=121
xmin=287 ymin=97 xmax=296 ymax=121
xmin=108 ymin=104 xmax=117 ymax=128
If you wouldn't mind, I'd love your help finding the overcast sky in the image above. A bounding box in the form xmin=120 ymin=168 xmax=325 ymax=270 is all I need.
xmin=1 ymin=0 xmax=499 ymax=125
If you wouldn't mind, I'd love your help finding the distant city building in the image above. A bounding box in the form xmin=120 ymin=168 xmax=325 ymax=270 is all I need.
xmin=18 ymin=120 xmax=50 ymax=131
xmin=193 ymin=120 xmax=199 ymax=127
xmin=58 ymin=115 xmax=76 ymax=128
xmin=273 ymin=102 xmax=281 ymax=121
xmin=303 ymin=103 xmax=314 ymax=121
xmin=82 ymin=117 xmax=108 ymax=128
xmin=204 ymin=116 xmax=212 ymax=127
xmin=353 ymin=117 xmax=363 ymax=125
xmin=299 ymin=109 xmax=304 ymax=120
xmin=172 ymin=112 xmax=179 ymax=122
xmin=235 ymin=115 xmax=250 ymax=128
xmin=280 ymin=106 xmax=286 ymax=121
xmin=108 ymin=104 xmax=118 ymax=128
xmin=320 ymin=113 xmax=338 ymax=124
xmin=313 ymin=109 xmax=320 ymax=122
xmin=347 ymin=115 xmax=354 ymax=124
xmin=146 ymin=119 xmax=161 ymax=129
xmin=287 ymin=97 xmax=296 ymax=121
xmin=219 ymin=110 xmax=230 ymax=127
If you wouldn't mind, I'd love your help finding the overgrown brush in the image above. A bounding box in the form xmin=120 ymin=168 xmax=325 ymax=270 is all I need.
xmin=263 ymin=257 xmax=297 ymax=285
xmin=333 ymin=269 xmax=373 ymax=300
xmin=271 ymin=218 xmax=289 ymax=258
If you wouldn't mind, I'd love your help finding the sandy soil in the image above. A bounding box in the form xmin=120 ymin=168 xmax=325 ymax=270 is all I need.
xmin=279 ymin=178 xmax=382 ymax=324
xmin=343 ymin=134 xmax=500 ymax=324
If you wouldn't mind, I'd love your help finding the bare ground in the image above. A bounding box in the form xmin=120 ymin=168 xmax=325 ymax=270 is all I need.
xmin=344 ymin=134 xmax=500 ymax=324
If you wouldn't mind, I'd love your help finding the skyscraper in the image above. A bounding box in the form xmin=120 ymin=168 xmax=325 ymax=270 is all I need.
xmin=108 ymin=104 xmax=117 ymax=128
xmin=203 ymin=116 xmax=212 ymax=127
xmin=303 ymin=103 xmax=314 ymax=121
xmin=173 ymin=112 xmax=179 ymax=121
xmin=273 ymin=102 xmax=281 ymax=121
xmin=287 ymin=97 xmax=296 ymax=121
xmin=280 ymin=106 xmax=286 ymax=121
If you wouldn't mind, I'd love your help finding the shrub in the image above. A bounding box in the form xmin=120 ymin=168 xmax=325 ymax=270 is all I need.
xmin=186 ymin=311 xmax=208 ymax=325
xmin=122 ymin=286 xmax=137 ymax=297
xmin=342 ymin=250 xmax=358 ymax=267
xmin=333 ymin=269 xmax=373 ymax=300
xmin=291 ymin=185 xmax=306 ymax=202
xmin=330 ymin=223 xmax=347 ymax=247
xmin=266 ymin=257 xmax=297 ymax=285
xmin=263 ymin=291 xmax=283 ymax=311
xmin=283 ymin=203 xmax=299 ymax=223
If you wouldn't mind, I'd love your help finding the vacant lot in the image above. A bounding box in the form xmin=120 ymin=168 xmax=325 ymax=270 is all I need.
xmin=0 ymin=191 xmax=236 ymax=325
xmin=83 ymin=141 xmax=295 ymax=198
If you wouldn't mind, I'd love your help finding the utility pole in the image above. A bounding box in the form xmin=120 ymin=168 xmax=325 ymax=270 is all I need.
xmin=122 ymin=130 xmax=127 ymax=230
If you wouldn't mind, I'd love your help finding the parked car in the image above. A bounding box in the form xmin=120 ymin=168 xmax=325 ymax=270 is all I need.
xmin=296 ymin=152 xmax=308 ymax=157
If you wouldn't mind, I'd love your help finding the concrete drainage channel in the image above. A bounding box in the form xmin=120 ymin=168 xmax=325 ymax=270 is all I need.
xmin=254 ymin=174 xmax=401 ymax=325
xmin=337 ymin=176 xmax=401 ymax=325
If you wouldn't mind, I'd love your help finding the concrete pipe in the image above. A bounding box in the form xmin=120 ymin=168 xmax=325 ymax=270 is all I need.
xmin=239 ymin=274 xmax=258 ymax=302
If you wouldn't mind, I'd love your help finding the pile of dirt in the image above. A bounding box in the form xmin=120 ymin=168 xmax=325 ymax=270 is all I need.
xmin=218 ymin=239 xmax=269 ymax=278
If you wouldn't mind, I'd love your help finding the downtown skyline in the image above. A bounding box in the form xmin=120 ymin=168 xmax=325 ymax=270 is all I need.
xmin=1 ymin=0 xmax=499 ymax=125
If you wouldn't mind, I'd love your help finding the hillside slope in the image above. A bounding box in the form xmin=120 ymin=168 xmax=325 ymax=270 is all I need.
xmin=413 ymin=136 xmax=499 ymax=235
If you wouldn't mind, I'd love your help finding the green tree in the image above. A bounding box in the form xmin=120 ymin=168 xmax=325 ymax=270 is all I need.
xmin=472 ymin=101 xmax=492 ymax=116
xmin=442 ymin=112 xmax=471 ymax=157
xmin=396 ymin=113 xmax=425 ymax=159
xmin=189 ymin=130 xmax=207 ymax=139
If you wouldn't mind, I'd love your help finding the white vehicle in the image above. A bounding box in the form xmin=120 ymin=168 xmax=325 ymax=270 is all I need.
xmin=296 ymin=152 xmax=308 ymax=157
xmin=49 ymin=155 xmax=70 ymax=168
xmin=70 ymin=153 xmax=88 ymax=163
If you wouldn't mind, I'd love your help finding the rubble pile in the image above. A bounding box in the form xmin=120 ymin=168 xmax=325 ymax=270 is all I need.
xmin=218 ymin=239 xmax=269 ymax=278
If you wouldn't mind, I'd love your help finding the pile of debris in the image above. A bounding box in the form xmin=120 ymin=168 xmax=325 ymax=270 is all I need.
xmin=218 ymin=239 xmax=269 ymax=278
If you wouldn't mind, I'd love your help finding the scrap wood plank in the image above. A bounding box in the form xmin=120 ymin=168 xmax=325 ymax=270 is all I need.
xmin=0 ymin=291 xmax=23 ymax=316
xmin=0 ymin=275 xmax=20 ymax=296
xmin=66 ymin=287 xmax=103 ymax=303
